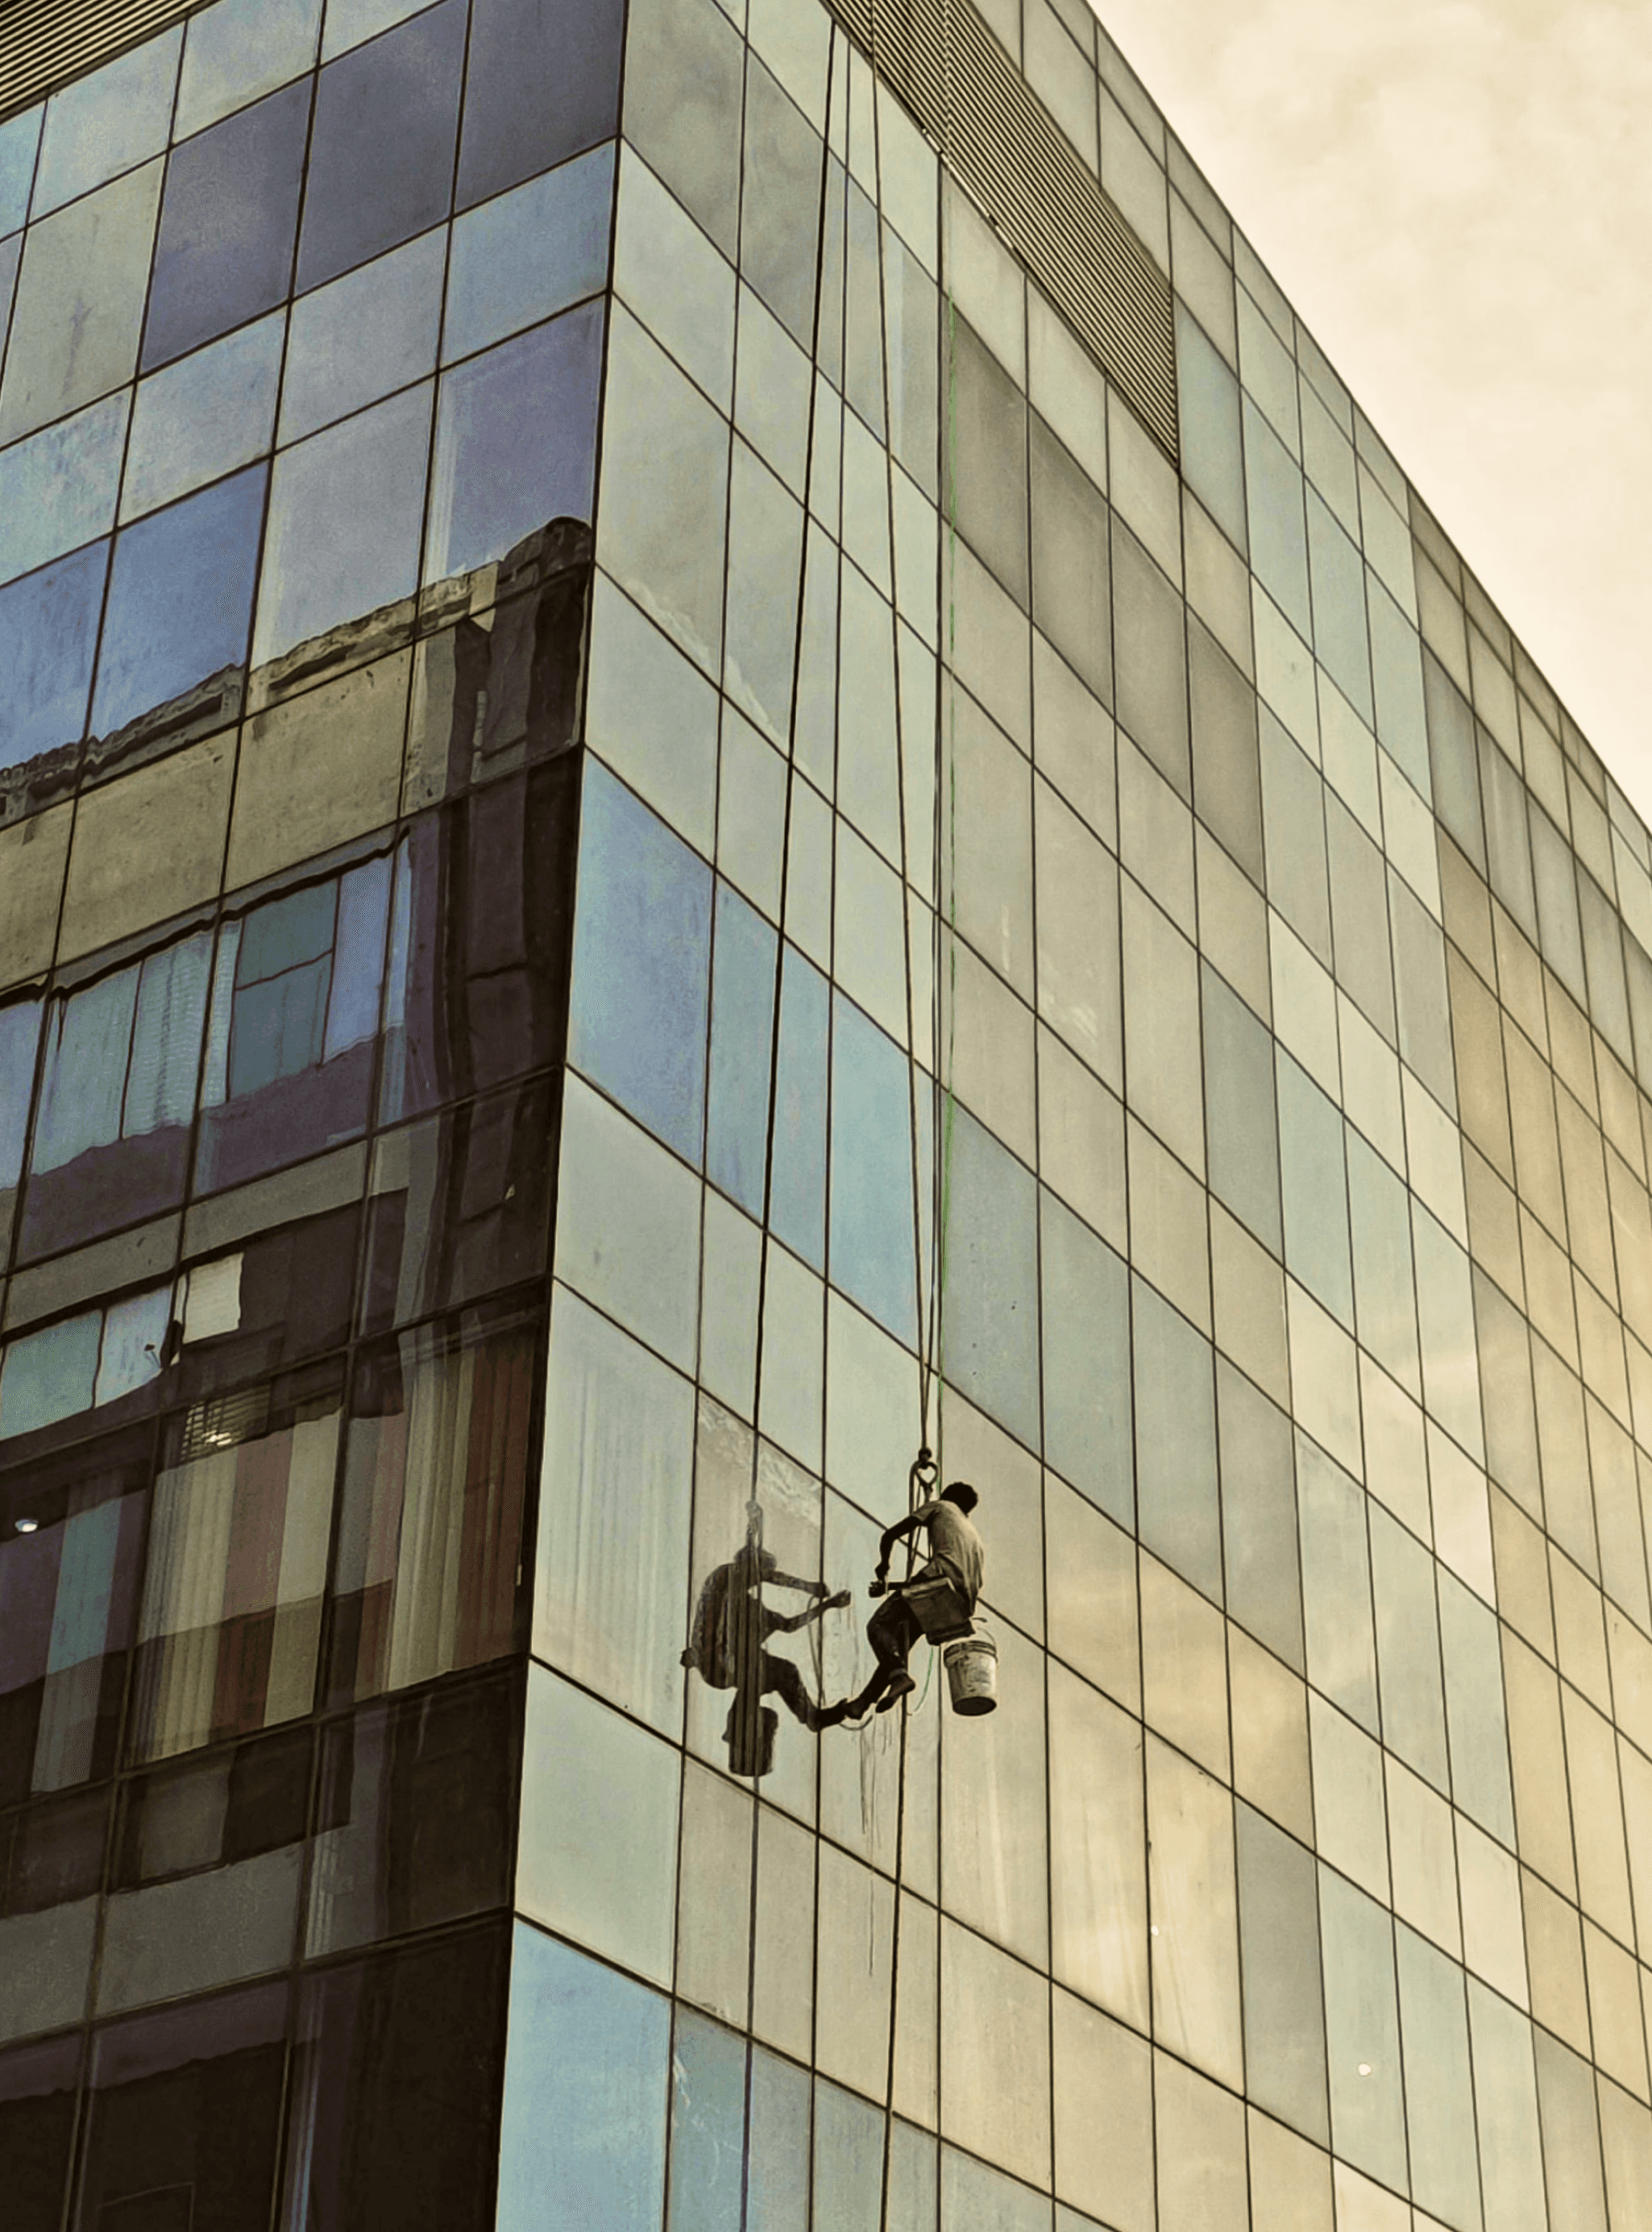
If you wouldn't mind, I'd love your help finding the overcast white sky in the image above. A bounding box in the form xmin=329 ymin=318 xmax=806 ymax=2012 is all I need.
xmin=1091 ymin=0 xmax=1652 ymax=826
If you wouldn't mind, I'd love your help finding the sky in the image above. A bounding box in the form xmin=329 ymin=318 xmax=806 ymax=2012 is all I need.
xmin=1089 ymin=0 xmax=1652 ymax=827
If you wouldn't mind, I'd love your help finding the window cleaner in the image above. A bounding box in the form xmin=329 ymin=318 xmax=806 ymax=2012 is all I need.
xmin=839 ymin=1460 xmax=995 ymax=1718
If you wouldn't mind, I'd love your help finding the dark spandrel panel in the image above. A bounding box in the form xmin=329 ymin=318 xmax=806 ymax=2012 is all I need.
xmin=496 ymin=1924 xmax=669 ymax=2231
xmin=141 ymin=79 xmax=310 ymax=374
xmin=567 ymin=760 xmax=711 ymax=1165
xmin=0 ymin=540 xmax=107 ymax=769
xmin=621 ymin=0 xmax=743 ymax=258
xmin=425 ymin=304 xmax=604 ymax=591
xmin=1112 ymin=519 xmax=1189 ymax=799
xmin=113 ymin=1725 xmax=311 ymax=1889
xmin=89 ymin=464 xmax=267 ymax=748
xmin=1188 ymin=616 xmax=1262 ymax=884
xmin=326 ymin=1302 xmax=537 ymax=1707
xmin=1218 ymin=1359 xmax=1303 ymax=1670
xmin=457 ymin=0 xmax=623 ymax=211
xmin=307 ymin=1666 xmax=517 ymax=1952
xmin=381 ymin=758 xmax=580 ymax=1123
xmin=945 ymin=316 xmax=1029 ymax=612
xmin=1235 ymin=1803 xmax=1328 ymax=2143
xmin=0 ymin=1786 xmax=109 ymax=1917
xmin=1133 ymin=1277 xmax=1221 ymax=1602
xmin=1039 ymin=1189 xmax=1131 ymax=1529
xmin=0 ymin=2030 xmax=81 ymax=2232
xmin=297 ymin=0 xmax=467 ymax=297
xmin=281 ymin=1923 xmax=508 ymax=2232
xmin=360 ymin=1075 xmax=555 ymax=1336
xmin=741 ymin=57 xmax=824 ymax=349
xmin=0 ymin=1426 xmax=152 ymax=1805
xmin=79 ymin=1980 xmax=288 ymax=2232
xmin=127 ymin=1366 xmax=345 ymax=1765
xmin=1030 ymin=417 xmax=1110 ymax=705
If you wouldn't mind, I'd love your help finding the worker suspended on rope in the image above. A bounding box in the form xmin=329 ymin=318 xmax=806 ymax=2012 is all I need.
xmin=841 ymin=1479 xmax=985 ymax=1718
xmin=681 ymin=1531 xmax=853 ymax=1763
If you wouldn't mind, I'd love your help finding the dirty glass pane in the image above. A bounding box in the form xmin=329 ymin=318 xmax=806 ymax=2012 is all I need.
xmin=1134 ymin=1278 xmax=1220 ymax=1599
xmin=1031 ymin=417 xmax=1110 ymax=705
xmin=143 ymin=81 xmax=310 ymax=371
xmin=1112 ymin=520 xmax=1189 ymax=799
xmin=0 ymin=108 xmax=41 ymax=235
xmin=297 ymin=0 xmax=467 ymax=294
xmin=830 ymin=992 xmax=917 ymax=1344
xmin=669 ymin=2008 xmax=747 ymax=2230
xmin=621 ymin=0 xmax=742 ymax=259
xmin=426 ymin=305 xmax=604 ymax=587
xmin=568 ymin=761 xmax=712 ymax=1164
xmin=33 ymin=31 xmax=179 ymax=217
xmin=0 ymin=164 xmax=161 ymax=447
xmin=176 ymin=0 xmax=323 ymax=138
xmin=122 ymin=314 xmax=284 ymax=522
xmin=459 ymin=0 xmax=625 ymax=210
xmin=279 ymin=229 xmax=445 ymax=445
xmin=0 ymin=393 xmax=127 ymax=590
xmin=91 ymin=464 xmax=267 ymax=739
xmin=445 ymin=145 xmax=614 ymax=365
xmin=254 ymin=382 xmax=432 ymax=666
xmin=0 ymin=540 xmax=106 ymax=765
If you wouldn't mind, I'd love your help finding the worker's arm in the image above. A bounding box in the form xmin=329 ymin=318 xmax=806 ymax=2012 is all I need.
xmin=773 ymin=1590 xmax=853 ymax=1631
xmin=874 ymin=1508 xmax=928 ymax=1583
xmin=680 ymin=1570 xmax=720 ymax=1669
xmin=768 ymin=1567 xmax=832 ymax=1596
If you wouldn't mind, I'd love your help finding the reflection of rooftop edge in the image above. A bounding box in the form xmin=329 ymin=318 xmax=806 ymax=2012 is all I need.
xmin=1 ymin=512 xmax=593 ymax=828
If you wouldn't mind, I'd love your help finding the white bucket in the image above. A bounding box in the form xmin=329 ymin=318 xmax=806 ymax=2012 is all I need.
xmin=944 ymin=1633 xmax=998 ymax=1715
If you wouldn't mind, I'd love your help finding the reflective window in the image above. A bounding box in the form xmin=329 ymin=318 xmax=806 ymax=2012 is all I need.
xmin=90 ymin=464 xmax=267 ymax=741
xmin=0 ymin=541 xmax=107 ymax=766
xmin=0 ymin=999 xmax=43 ymax=1206
xmin=707 ymin=883 xmax=778 ymax=1217
xmin=1305 ymin=490 xmax=1372 ymax=724
xmin=947 ymin=315 xmax=1028 ymax=609
xmin=284 ymin=1927 xmax=508 ymax=2231
xmin=176 ymin=0 xmax=323 ymax=139
xmin=0 ymin=2031 xmax=81 ymax=2232
xmin=944 ymin=1106 xmax=1040 ymax=1450
xmin=327 ymin=1303 xmax=535 ymax=1704
xmin=1030 ymin=418 xmax=1110 ymax=706
xmin=78 ymin=1980 xmax=289 ymax=2232
xmin=568 ymin=762 xmax=712 ymax=1165
xmin=1134 ymin=1279 xmax=1221 ymax=1599
xmin=425 ymin=303 xmax=605 ymax=587
xmin=1176 ymin=304 xmax=1245 ymax=552
xmin=1041 ymin=1191 xmax=1131 ymax=1526
xmin=0 ymin=108 xmax=41 ymax=236
xmin=1112 ymin=521 xmax=1189 ymax=799
xmin=142 ymin=81 xmax=310 ymax=373
xmin=0 ymin=392 xmax=128 ymax=591
xmin=1243 ymin=397 xmax=1310 ymax=639
xmin=297 ymin=0 xmax=467 ymax=295
xmin=279 ymin=229 xmax=445 ymax=446
xmin=770 ymin=949 xmax=828 ymax=1268
xmin=1202 ymin=966 xmax=1281 ymax=1251
xmin=31 ymin=31 xmax=180 ymax=218
xmin=21 ymin=931 xmax=212 ymax=1259
xmin=829 ymin=992 xmax=918 ymax=1343
xmin=122 ymin=314 xmax=284 ymax=523
xmin=0 ymin=166 xmax=160 ymax=449
xmin=458 ymin=0 xmax=625 ymax=210
xmin=0 ymin=1292 xmax=169 ymax=1446
xmin=128 ymin=1368 xmax=343 ymax=1761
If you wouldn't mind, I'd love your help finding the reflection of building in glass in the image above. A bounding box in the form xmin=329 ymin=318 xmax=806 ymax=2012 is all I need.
xmin=6 ymin=0 xmax=1652 ymax=2226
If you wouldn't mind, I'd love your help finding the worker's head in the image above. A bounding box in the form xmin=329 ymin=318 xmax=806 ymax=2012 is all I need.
xmin=940 ymin=1481 xmax=978 ymax=1515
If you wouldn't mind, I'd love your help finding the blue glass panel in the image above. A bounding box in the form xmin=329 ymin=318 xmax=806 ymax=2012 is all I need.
xmin=813 ymin=2080 xmax=882 ymax=2232
xmin=0 ymin=539 xmax=107 ymax=763
xmin=568 ymin=761 xmax=712 ymax=1164
xmin=90 ymin=463 xmax=267 ymax=738
xmin=33 ymin=968 xmax=138 ymax=1173
xmin=425 ymin=303 xmax=604 ymax=586
xmin=707 ymin=882 xmax=777 ymax=1216
xmin=95 ymin=1288 xmax=171 ymax=1408
xmin=1133 ymin=1278 xmax=1221 ymax=1599
xmin=297 ymin=0 xmax=467 ymax=295
xmin=746 ymin=2049 xmax=810 ymax=2232
xmin=122 ymin=313 xmax=284 ymax=523
xmin=0 ymin=1311 xmax=102 ymax=1441
xmin=496 ymin=1924 xmax=669 ymax=2232
xmin=0 ymin=1000 xmax=43 ymax=1189
xmin=0 ymin=392 xmax=127 ymax=589
xmin=458 ymin=0 xmax=623 ymax=209
xmin=142 ymin=78 xmax=310 ymax=371
xmin=254 ymin=382 xmax=433 ymax=664
xmin=829 ymin=993 xmax=916 ymax=1338
xmin=239 ymin=880 xmax=337 ymax=983
xmin=1040 ymin=1190 xmax=1131 ymax=1526
xmin=770 ymin=951 xmax=828 ymax=1270
xmin=279 ymin=228 xmax=445 ymax=445
xmin=0 ymin=232 xmax=19 ymax=347
xmin=942 ymin=2149 xmax=1053 ymax=2231
xmin=0 ymin=107 xmax=41 ymax=234
xmin=325 ymin=855 xmax=392 ymax=1056
xmin=1243 ymin=396 xmax=1310 ymax=638
xmin=668 ymin=2010 xmax=746 ymax=2232
xmin=444 ymin=145 xmax=614 ymax=364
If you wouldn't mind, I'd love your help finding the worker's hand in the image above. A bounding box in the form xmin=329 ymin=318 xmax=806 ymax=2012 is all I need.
xmin=825 ymin=1589 xmax=852 ymax=1610
xmin=679 ymin=1649 xmax=697 ymax=1668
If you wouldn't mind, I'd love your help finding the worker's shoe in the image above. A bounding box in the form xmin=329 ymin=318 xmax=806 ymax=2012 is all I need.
xmin=874 ymin=1672 xmax=916 ymax=1712
xmin=813 ymin=1698 xmax=851 ymax=1728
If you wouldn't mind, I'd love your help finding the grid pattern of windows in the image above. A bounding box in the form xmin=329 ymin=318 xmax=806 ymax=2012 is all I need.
xmin=8 ymin=0 xmax=1652 ymax=2227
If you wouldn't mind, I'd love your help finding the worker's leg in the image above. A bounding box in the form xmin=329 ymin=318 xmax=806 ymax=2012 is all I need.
xmin=843 ymin=1596 xmax=919 ymax=1717
xmin=764 ymin=1651 xmax=836 ymax=1731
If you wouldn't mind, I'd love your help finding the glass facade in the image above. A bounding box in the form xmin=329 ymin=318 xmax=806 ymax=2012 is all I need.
xmin=4 ymin=0 xmax=1652 ymax=2226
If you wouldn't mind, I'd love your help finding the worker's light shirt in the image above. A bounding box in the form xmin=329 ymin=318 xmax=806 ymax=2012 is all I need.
xmin=912 ymin=1500 xmax=985 ymax=1604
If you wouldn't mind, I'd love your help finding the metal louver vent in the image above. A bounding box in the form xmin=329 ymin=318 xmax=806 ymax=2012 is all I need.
xmin=0 ymin=0 xmax=198 ymax=120
xmin=828 ymin=0 xmax=1178 ymax=459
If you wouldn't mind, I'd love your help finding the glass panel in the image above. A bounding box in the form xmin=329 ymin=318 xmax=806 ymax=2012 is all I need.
xmin=668 ymin=2007 xmax=746 ymax=2230
xmin=1133 ymin=1279 xmax=1220 ymax=1599
xmin=621 ymin=0 xmax=743 ymax=259
xmin=0 ymin=2030 xmax=81 ymax=2232
xmin=296 ymin=0 xmax=467 ymax=295
xmin=122 ymin=315 xmax=284 ymax=523
xmin=1305 ymin=491 xmax=1372 ymax=724
xmin=1030 ymin=417 xmax=1110 ymax=705
xmin=177 ymin=0 xmax=323 ymax=139
xmin=306 ymin=1668 xmax=514 ymax=1953
xmin=1319 ymin=1867 xmax=1406 ymax=2188
xmin=771 ymin=950 xmax=828 ymax=1268
xmin=32 ymin=31 xmax=179 ymax=216
xmin=942 ymin=1106 xmax=1040 ymax=1451
xmin=0 ymin=1313 xmax=105 ymax=1443
xmin=1423 ymin=652 xmax=1485 ymax=869
xmin=281 ymin=1926 xmax=508 ymax=2232
xmin=445 ymin=145 xmax=613 ymax=365
xmin=0 ymin=392 xmax=128 ymax=591
xmin=1297 ymin=1433 xmax=1379 ymax=1732
xmin=1176 ymin=303 xmax=1245 ymax=550
xmin=129 ymin=1370 xmax=342 ymax=1761
xmin=1368 ymin=579 xmax=1429 ymax=790
xmin=1218 ymin=1359 xmax=1303 ymax=1668
xmin=91 ymin=464 xmax=267 ymax=741
xmin=1277 ymin=1054 xmax=1352 ymax=1326
xmin=1368 ymin=1507 xmax=1448 ymax=1787
xmin=568 ymin=761 xmax=712 ymax=1164
xmin=0 ymin=998 xmax=43 ymax=1210
xmin=1202 ymin=966 xmax=1281 ymax=1251
xmin=79 ymin=1980 xmax=288 ymax=2232
xmin=1040 ymin=1191 xmax=1131 ymax=1527
xmin=0 ymin=108 xmax=41 ymax=236
xmin=1243 ymin=397 xmax=1310 ymax=638
xmin=1112 ymin=520 xmax=1189 ymax=798
xmin=142 ymin=81 xmax=309 ymax=372
xmin=496 ymin=1923 xmax=669 ymax=2232
xmin=1048 ymin=1661 xmax=1148 ymax=2027
xmin=425 ymin=303 xmax=604 ymax=587
xmin=253 ymin=382 xmax=432 ymax=669
xmin=0 ymin=541 xmax=106 ymax=766
xmin=0 ymin=1425 xmax=151 ymax=1803
xmin=458 ymin=0 xmax=625 ymax=211
xmin=708 ymin=883 xmax=778 ymax=1217
xmin=278 ymin=229 xmax=445 ymax=446
xmin=830 ymin=993 xmax=917 ymax=1343
xmin=1236 ymin=1803 xmax=1327 ymax=2142
xmin=947 ymin=313 xmax=1028 ymax=609
xmin=327 ymin=1303 xmax=536 ymax=1704
xmin=0 ymin=164 xmax=161 ymax=448
xmin=1189 ymin=618 xmax=1263 ymax=882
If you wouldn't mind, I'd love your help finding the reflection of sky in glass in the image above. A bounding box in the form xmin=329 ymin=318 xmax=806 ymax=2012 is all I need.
xmin=444 ymin=146 xmax=613 ymax=365
xmin=0 ymin=391 xmax=128 ymax=588
xmin=121 ymin=313 xmax=284 ymax=523
xmin=425 ymin=303 xmax=604 ymax=585
xmin=0 ymin=540 xmax=107 ymax=762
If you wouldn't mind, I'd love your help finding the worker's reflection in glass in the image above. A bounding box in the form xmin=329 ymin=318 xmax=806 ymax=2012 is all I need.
xmin=681 ymin=1518 xmax=853 ymax=1774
